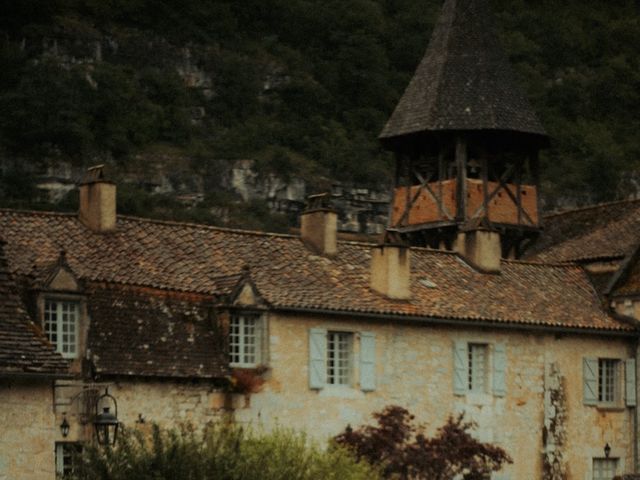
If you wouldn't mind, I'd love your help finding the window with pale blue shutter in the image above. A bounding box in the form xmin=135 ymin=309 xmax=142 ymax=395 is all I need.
xmin=309 ymin=328 xmax=327 ymax=389
xmin=453 ymin=341 xmax=468 ymax=395
xmin=626 ymin=358 xmax=636 ymax=407
xmin=492 ymin=343 xmax=506 ymax=397
xmin=360 ymin=332 xmax=376 ymax=392
xmin=583 ymin=357 xmax=598 ymax=405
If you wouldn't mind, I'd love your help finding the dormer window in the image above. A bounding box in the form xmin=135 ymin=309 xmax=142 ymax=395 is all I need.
xmin=44 ymin=299 xmax=80 ymax=358
xmin=229 ymin=313 xmax=264 ymax=367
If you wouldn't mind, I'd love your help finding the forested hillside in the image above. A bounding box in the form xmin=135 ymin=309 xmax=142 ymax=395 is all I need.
xmin=0 ymin=0 xmax=639 ymax=228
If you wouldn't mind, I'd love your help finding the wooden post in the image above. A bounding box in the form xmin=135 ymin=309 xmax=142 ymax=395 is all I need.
xmin=405 ymin=155 xmax=412 ymax=226
xmin=516 ymin=161 xmax=523 ymax=226
xmin=531 ymin=150 xmax=541 ymax=226
xmin=438 ymin=150 xmax=445 ymax=221
xmin=455 ymin=136 xmax=467 ymax=221
xmin=481 ymin=155 xmax=489 ymax=220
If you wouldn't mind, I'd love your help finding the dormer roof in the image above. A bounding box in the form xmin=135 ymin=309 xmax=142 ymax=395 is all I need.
xmin=380 ymin=0 xmax=547 ymax=144
xmin=0 ymin=240 xmax=68 ymax=377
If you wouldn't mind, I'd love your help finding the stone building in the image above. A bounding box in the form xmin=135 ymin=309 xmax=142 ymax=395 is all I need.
xmin=1 ymin=0 xmax=639 ymax=479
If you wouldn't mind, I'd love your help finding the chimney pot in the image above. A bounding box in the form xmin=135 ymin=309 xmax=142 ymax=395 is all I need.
xmin=300 ymin=193 xmax=337 ymax=256
xmin=456 ymin=221 xmax=501 ymax=272
xmin=78 ymin=165 xmax=116 ymax=232
xmin=370 ymin=242 xmax=411 ymax=300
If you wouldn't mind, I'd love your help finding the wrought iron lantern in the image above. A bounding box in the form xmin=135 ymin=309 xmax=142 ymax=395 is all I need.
xmin=604 ymin=442 xmax=611 ymax=458
xmin=60 ymin=414 xmax=70 ymax=438
xmin=93 ymin=388 xmax=119 ymax=447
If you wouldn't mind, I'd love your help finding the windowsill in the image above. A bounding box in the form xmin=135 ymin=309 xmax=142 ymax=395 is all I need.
xmin=595 ymin=404 xmax=626 ymax=412
xmin=465 ymin=392 xmax=493 ymax=406
xmin=230 ymin=364 xmax=268 ymax=373
xmin=318 ymin=385 xmax=364 ymax=399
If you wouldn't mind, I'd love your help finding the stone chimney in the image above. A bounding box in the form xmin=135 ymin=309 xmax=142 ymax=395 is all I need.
xmin=300 ymin=193 xmax=337 ymax=256
xmin=370 ymin=232 xmax=411 ymax=300
xmin=456 ymin=219 xmax=501 ymax=273
xmin=78 ymin=165 xmax=116 ymax=232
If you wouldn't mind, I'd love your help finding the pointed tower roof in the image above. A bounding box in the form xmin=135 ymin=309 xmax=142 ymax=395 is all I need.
xmin=380 ymin=0 xmax=547 ymax=144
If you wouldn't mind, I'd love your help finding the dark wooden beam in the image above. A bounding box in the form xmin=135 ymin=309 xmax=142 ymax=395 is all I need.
xmin=481 ymin=155 xmax=489 ymax=220
xmin=455 ymin=136 xmax=467 ymax=221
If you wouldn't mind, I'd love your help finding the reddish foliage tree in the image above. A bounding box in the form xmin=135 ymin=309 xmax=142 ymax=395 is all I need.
xmin=334 ymin=405 xmax=512 ymax=480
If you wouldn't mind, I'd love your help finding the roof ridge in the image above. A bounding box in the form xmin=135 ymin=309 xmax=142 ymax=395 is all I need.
xmin=543 ymin=198 xmax=640 ymax=219
xmin=502 ymin=258 xmax=579 ymax=268
xmin=0 ymin=207 xmax=76 ymax=217
xmin=117 ymin=214 xmax=300 ymax=239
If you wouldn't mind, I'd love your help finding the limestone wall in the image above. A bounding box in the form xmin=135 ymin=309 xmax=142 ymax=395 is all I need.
xmin=110 ymin=380 xmax=228 ymax=427
xmin=56 ymin=380 xmax=229 ymax=444
xmin=0 ymin=379 xmax=57 ymax=480
xmin=235 ymin=312 xmax=636 ymax=480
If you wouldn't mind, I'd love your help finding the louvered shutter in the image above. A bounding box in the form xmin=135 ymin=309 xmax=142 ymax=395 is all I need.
xmin=583 ymin=357 xmax=598 ymax=405
xmin=492 ymin=343 xmax=506 ymax=397
xmin=360 ymin=332 xmax=376 ymax=392
xmin=309 ymin=328 xmax=327 ymax=389
xmin=453 ymin=341 xmax=468 ymax=395
xmin=626 ymin=358 xmax=636 ymax=407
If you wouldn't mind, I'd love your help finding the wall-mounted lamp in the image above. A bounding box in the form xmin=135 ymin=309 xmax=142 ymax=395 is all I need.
xmin=604 ymin=443 xmax=611 ymax=458
xmin=60 ymin=414 xmax=70 ymax=438
xmin=93 ymin=388 xmax=119 ymax=447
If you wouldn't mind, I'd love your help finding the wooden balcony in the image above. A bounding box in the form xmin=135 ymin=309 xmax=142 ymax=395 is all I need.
xmin=391 ymin=178 xmax=538 ymax=228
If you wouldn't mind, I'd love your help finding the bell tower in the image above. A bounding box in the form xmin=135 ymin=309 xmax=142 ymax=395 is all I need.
xmin=380 ymin=0 xmax=548 ymax=258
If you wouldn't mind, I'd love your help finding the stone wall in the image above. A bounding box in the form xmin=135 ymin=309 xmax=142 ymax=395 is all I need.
xmin=55 ymin=379 xmax=230 ymax=444
xmin=0 ymin=379 xmax=57 ymax=480
xmin=235 ymin=312 xmax=636 ymax=479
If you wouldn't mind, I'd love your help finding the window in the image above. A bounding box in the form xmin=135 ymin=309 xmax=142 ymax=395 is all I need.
xmin=453 ymin=341 xmax=506 ymax=397
xmin=55 ymin=442 xmax=82 ymax=478
xmin=308 ymin=329 xmax=375 ymax=391
xmin=229 ymin=313 xmax=263 ymax=367
xmin=468 ymin=343 xmax=488 ymax=392
xmin=327 ymin=331 xmax=353 ymax=385
xmin=584 ymin=358 xmax=635 ymax=407
xmin=592 ymin=458 xmax=618 ymax=480
xmin=598 ymin=359 xmax=619 ymax=403
xmin=44 ymin=299 xmax=79 ymax=358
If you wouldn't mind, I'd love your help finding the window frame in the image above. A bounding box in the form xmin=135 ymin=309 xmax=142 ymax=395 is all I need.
xmin=597 ymin=358 xmax=621 ymax=406
xmin=592 ymin=457 xmax=618 ymax=480
xmin=42 ymin=296 xmax=82 ymax=359
xmin=468 ymin=343 xmax=489 ymax=393
xmin=229 ymin=312 xmax=264 ymax=368
xmin=326 ymin=331 xmax=354 ymax=386
xmin=55 ymin=441 xmax=83 ymax=478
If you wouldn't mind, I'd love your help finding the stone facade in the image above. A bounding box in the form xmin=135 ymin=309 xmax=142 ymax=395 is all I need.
xmin=53 ymin=380 xmax=229 ymax=445
xmin=0 ymin=379 xmax=58 ymax=480
xmin=234 ymin=311 xmax=636 ymax=479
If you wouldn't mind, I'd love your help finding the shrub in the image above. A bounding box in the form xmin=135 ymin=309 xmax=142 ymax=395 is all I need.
xmin=334 ymin=405 xmax=512 ymax=480
xmin=72 ymin=422 xmax=379 ymax=480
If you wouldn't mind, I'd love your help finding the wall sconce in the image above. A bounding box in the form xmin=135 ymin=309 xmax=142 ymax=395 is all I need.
xmin=604 ymin=443 xmax=611 ymax=458
xmin=60 ymin=414 xmax=70 ymax=438
xmin=93 ymin=388 xmax=119 ymax=447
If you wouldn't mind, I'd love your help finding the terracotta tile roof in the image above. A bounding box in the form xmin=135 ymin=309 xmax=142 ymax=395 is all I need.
xmin=87 ymin=283 xmax=228 ymax=379
xmin=380 ymin=0 xmax=547 ymax=143
xmin=0 ymin=240 xmax=68 ymax=376
xmin=611 ymin=260 xmax=640 ymax=297
xmin=526 ymin=200 xmax=640 ymax=263
xmin=0 ymin=209 xmax=631 ymax=333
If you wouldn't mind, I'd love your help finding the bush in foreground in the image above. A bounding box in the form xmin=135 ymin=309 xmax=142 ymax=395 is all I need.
xmin=335 ymin=405 xmax=512 ymax=480
xmin=72 ymin=422 xmax=379 ymax=480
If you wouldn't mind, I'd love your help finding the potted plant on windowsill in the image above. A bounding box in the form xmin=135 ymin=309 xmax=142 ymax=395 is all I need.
xmin=228 ymin=366 xmax=267 ymax=407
